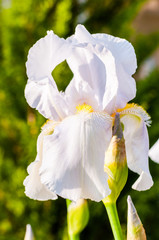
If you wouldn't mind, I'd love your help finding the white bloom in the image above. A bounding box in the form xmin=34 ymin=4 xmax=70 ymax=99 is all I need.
xmin=24 ymin=24 xmax=153 ymax=202
xmin=149 ymin=139 xmax=159 ymax=163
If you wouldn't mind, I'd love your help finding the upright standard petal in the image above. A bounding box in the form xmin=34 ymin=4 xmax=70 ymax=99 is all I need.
xmin=26 ymin=31 xmax=70 ymax=83
xmin=100 ymin=48 xmax=136 ymax=114
xmin=73 ymin=24 xmax=137 ymax=76
xmin=71 ymin=24 xmax=94 ymax=44
xmin=40 ymin=112 xmax=112 ymax=202
xmin=149 ymin=139 xmax=159 ymax=163
xmin=93 ymin=32 xmax=137 ymax=76
xmin=65 ymin=76 xmax=100 ymax=113
xmin=119 ymin=104 xmax=153 ymax=191
xmin=25 ymin=31 xmax=71 ymax=119
xmin=93 ymin=31 xmax=137 ymax=112
xmin=66 ymin=44 xmax=106 ymax=106
xmin=67 ymin=25 xmax=136 ymax=114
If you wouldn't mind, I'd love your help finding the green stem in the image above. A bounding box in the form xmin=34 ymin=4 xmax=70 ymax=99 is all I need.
xmin=104 ymin=202 xmax=124 ymax=240
xmin=69 ymin=234 xmax=80 ymax=240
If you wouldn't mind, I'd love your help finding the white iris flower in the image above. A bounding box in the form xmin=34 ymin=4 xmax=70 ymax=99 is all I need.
xmin=24 ymin=25 xmax=153 ymax=202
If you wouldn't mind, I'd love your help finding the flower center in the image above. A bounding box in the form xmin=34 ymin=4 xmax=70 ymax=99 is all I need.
xmin=76 ymin=103 xmax=94 ymax=113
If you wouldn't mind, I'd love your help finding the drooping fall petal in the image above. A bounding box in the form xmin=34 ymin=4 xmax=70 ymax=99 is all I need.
xmin=40 ymin=112 xmax=112 ymax=202
xmin=120 ymin=105 xmax=153 ymax=191
xmin=24 ymin=122 xmax=57 ymax=200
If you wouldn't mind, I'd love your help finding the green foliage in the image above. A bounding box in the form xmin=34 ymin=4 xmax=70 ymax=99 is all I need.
xmin=1 ymin=0 xmax=159 ymax=239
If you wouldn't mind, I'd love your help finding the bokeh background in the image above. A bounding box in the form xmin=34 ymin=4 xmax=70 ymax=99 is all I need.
xmin=0 ymin=0 xmax=159 ymax=239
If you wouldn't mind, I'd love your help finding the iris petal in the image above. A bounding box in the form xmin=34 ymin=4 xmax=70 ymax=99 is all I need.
xmin=67 ymin=25 xmax=136 ymax=114
xmin=26 ymin=31 xmax=71 ymax=82
xmin=101 ymin=48 xmax=136 ymax=113
xmin=40 ymin=112 xmax=112 ymax=202
xmin=25 ymin=31 xmax=71 ymax=119
xmin=66 ymin=44 xmax=106 ymax=107
xmin=120 ymin=106 xmax=153 ymax=191
xmin=25 ymin=79 xmax=68 ymax=120
xmin=24 ymin=130 xmax=57 ymax=200
xmin=93 ymin=32 xmax=137 ymax=75
xmin=65 ymin=77 xmax=100 ymax=113
xmin=24 ymin=156 xmax=57 ymax=200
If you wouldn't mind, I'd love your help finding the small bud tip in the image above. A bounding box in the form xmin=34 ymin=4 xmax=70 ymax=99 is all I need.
xmin=127 ymin=196 xmax=147 ymax=240
xmin=113 ymin=113 xmax=123 ymax=139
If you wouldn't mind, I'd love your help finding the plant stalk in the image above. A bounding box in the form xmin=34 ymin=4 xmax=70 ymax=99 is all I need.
xmin=104 ymin=202 xmax=124 ymax=240
xmin=69 ymin=234 xmax=80 ymax=240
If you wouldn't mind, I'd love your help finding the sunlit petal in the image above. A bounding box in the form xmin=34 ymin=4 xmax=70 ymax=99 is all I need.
xmin=24 ymin=126 xmax=57 ymax=201
xmin=70 ymin=24 xmax=94 ymax=44
xmin=94 ymin=30 xmax=137 ymax=112
xmin=72 ymin=24 xmax=137 ymax=75
xmin=65 ymin=77 xmax=100 ymax=113
xmin=25 ymin=31 xmax=71 ymax=119
xmin=93 ymin=32 xmax=137 ymax=76
xmin=40 ymin=112 xmax=112 ymax=202
xmin=66 ymin=43 xmax=106 ymax=106
xmin=149 ymin=139 xmax=159 ymax=163
xmin=100 ymin=48 xmax=136 ymax=113
xmin=26 ymin=30 xmax=70 ymax=83
xmin=24 ymin=157 xmax=57 ymax=201
xmin=120 ymin=105 xmax=153 ymax=190
xmin=25 ymin=79 xmax=68 ymax=120
xmin=67 ymin=25 xmax=136 ymax=113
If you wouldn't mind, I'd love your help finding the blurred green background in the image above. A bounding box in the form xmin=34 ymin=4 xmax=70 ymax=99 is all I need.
xmin=0 ymin=0 xmax=159 ymax=239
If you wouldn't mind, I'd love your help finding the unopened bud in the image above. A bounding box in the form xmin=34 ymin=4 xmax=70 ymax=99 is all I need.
xmin=24 ymin=224 xmax=34 ymax=240
xmin=127 ymin=196 xmax=146 ymax=240
xmin=103 ymin=113 xmax=128 ymax=204
xmin=67 ymin=199 xmax=89 ymax=236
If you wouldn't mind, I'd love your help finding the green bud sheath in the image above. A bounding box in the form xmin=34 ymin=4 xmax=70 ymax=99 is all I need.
xmin=102 ymin=113 xmax=127 ymax=240
xmin=103 ymin=113 xmax=128 ymax=204
xmin=127 ymin=196 xmax=147 ymax=240
xmin=24 ymin=224 xmax=34 ymax=240
xmin=67 ymin=199 xmax=89 ymax=239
